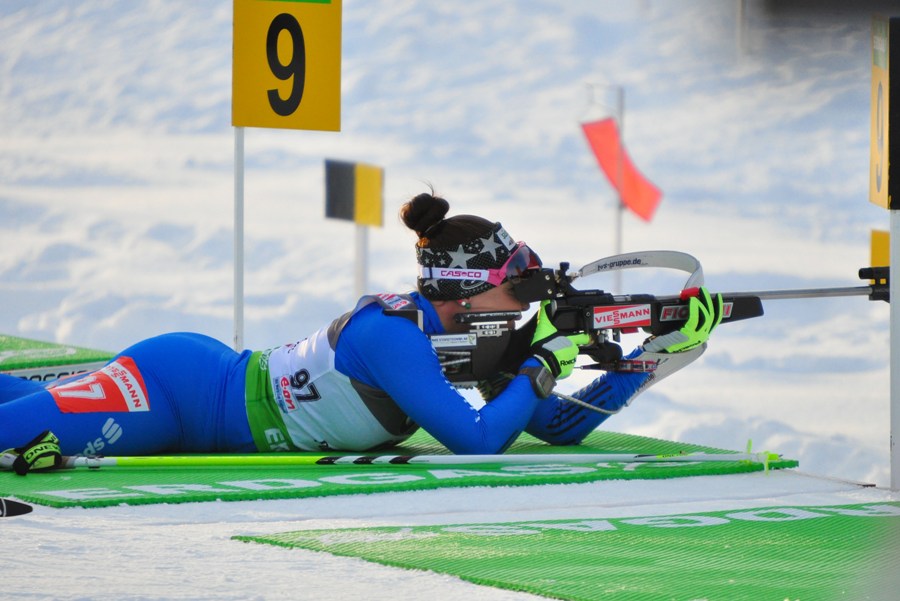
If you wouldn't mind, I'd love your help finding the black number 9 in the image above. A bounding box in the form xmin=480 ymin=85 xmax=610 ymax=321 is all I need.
xmin=266 ymin=13 xmax=306 ymax=116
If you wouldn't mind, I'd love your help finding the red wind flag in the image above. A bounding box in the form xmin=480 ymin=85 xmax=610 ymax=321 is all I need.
xmin=581 ymin=117 xmax=661 ymax=222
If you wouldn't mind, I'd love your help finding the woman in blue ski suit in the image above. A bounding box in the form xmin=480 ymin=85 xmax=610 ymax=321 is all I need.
xmin=0 ymin=192 xmax=722 ymax=472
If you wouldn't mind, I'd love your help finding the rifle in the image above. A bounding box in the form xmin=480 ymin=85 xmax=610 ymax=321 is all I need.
xmin=431 ymin=251 xmax=889 ymax=385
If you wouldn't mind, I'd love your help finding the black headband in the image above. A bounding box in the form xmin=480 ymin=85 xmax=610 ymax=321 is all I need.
xmin=415 ymin=222 xmax=517 ymax=300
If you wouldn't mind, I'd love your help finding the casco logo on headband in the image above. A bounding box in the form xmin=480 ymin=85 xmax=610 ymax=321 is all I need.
xmin=419 ymin=267 xmax=489 ymax=281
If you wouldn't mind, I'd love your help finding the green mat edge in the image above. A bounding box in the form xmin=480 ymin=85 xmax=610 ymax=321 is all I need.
xmin=6 ymin=458 xmax=798 ymax=509
xmin=2 ymin=430 xmax=797 ymax=509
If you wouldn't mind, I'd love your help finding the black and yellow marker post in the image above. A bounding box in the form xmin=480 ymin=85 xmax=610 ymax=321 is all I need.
xmin=325 ymin=159 xmax=385 ymax=297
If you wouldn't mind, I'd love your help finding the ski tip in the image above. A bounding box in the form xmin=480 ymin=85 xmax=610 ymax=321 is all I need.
xmin=0 ymin=498 xmax=33 ymax=517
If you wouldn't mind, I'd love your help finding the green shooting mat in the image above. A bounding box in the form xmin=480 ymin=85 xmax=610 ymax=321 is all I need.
xmin=0 ymin=430 xmax=796 ymax=509
xmin=0 ymin=334 xmax=112 ymax=381
xmin=238 ymin=501 xmax=900 ymax=601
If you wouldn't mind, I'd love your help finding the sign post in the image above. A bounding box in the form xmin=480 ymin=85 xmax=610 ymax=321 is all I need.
xmin=870 ymin=16 xmax=900 ymax=490
xmin=231 ymin=0 xmax=342 ymax=350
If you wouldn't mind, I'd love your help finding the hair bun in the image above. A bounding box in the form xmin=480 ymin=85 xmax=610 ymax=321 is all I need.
xmin=400 ymin=192 xmax=450 ymax=238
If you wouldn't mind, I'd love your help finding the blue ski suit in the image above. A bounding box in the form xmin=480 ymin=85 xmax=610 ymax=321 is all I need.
xmin=0 ymin=292 xmax=651 ymax=457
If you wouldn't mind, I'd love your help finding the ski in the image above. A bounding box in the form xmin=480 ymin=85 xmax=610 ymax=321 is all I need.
xmin=0 ymin=498 xmax=33 ymax=517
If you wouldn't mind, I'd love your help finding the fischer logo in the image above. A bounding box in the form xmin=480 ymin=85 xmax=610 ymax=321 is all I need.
xmin=593 ymin=305 xmax=652 ymax=328
xmin=660 ymin=302 xmax=733 ymax=322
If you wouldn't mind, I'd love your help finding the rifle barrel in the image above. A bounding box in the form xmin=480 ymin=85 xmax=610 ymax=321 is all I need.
xmin=726 ymin=286 xmax=874 ymax=301
xmin=656 ymin=285 xmax=875 ymax=303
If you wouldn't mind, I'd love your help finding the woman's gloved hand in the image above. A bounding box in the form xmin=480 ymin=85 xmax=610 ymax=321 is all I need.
xmin=642 ymin=287 xmax=723 ymax=353
xmin=530 ymin=300 xmax=592 ymax=379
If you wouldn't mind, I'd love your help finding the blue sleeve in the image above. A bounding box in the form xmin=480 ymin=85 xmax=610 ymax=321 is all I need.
xmin=334 ymin=305 xmax=544 ymax=454
xmin=524 ymin=348 xmax=652 ymax=445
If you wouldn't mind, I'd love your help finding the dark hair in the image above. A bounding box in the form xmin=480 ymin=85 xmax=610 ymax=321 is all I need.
xmin=400 ymin=191 xmax=494 ymax=250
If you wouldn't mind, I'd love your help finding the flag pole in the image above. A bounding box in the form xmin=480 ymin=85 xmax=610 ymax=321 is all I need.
xmin=614 ymin=86 xmax=625 ymax=294
xmin=355 ymin=223 xmax=367 ymax=298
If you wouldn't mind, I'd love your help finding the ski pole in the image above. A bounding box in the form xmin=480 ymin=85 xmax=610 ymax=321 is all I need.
xmin=56 ymin=450 xmax=780 ymax=469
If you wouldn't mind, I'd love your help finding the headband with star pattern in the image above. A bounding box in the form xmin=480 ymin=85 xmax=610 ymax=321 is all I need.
xmin=415 ymin=222 xmax=517 ymax=300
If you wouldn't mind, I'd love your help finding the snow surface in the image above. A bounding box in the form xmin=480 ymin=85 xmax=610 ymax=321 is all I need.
xmin=1 ymin=1 xmax=899 ymax=597
xmin=4 ymin=472 xmax=898 ymax=600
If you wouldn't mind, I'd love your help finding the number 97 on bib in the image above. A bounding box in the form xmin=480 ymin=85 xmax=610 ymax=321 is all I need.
xmin=232 ymin=0 xmax=342 ymax=131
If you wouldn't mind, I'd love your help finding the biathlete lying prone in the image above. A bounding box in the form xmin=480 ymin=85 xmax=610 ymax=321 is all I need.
xmin=0 ymin=191 xmax=722 ymax=474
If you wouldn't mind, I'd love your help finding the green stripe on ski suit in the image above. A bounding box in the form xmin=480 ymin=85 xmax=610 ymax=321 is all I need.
xmin=244 ymin=351 xmax=299 ymax=452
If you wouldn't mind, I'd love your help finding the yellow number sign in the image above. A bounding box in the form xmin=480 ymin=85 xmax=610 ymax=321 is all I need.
xmin=233 ymin=0 xmax=341 ymax=131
